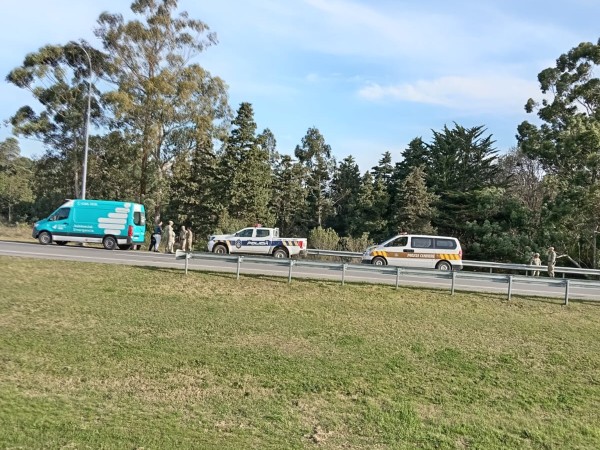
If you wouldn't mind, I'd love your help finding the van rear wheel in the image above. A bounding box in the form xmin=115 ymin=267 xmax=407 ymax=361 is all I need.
xmin=103 ymin=236 xmax=118 ymax=250
xmin=38 ymin=232 xmax=52 ymax=245
xmin=436 ymin=261 xmax=452 ymax=271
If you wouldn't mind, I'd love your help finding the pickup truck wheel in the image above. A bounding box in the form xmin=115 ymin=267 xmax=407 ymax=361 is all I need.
xmin=273 ymin=248 xmax=288 ymax=258
xmin=103 ymin=236 xmax=118 ymax=250
xmin=38 ymin=232 xmax=52 ymax=245
xmin=213 ymin=244 xmax=228 ymax=254
xmin=371 ymin=256 xmax=387 ymax=266
xmin=436 ymin=261 xmax=452 ymax=271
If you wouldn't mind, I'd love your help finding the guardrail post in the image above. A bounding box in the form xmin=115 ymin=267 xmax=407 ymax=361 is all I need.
xmin=184 ymin=253 xmax=189 ymax=275
xmin=395 ymin=267 xmax=400 ymax=289
xmin=564 ymin=279 xmax=570 ymax=306
xmin=451 ymin=271 xmax=456 ymax=295
xmin=507 ymin=275 xmax=513 ymax=301
xmin=236 ymin=256 xmax=242 ymax=280
xmin=341 ymin=263 xmax=347 ymax=285
xmin=288 ymin=259 xmax=294 ymax=284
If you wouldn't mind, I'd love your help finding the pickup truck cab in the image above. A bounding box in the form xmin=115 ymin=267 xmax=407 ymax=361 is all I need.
xmin=207 ymin=227 xmax=307 ymax=258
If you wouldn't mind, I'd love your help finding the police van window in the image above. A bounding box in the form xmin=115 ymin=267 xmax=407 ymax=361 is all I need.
xmin=237 ymin=228 xmax=254 ymax=238
xmin=411 ymin=237 xmax=433 ymax=249
xmin=386 ymin=236 xmax=408 ymax=247
xmin=52 ymin=208 xmax=70 ymax=221
xmin=434 ymin=238 xmax=457 ymax=250
xmin=256 ymin=229 xmax=270 ymax=238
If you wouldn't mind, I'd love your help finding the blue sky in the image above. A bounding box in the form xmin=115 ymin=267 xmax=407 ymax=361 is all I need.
xmin=1 ymin=0 xmax=599 ymax=171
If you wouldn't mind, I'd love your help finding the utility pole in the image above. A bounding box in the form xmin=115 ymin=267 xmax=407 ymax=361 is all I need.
xmin=594 ymin=227 xmax=599 ymax=270
xmin=76 ymin=42 xmax=92 ymax=200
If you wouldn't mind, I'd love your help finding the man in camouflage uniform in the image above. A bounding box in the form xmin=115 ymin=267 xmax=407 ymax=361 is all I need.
xmin=163 ymin=220 xmax=176 ymax=254
xmin=547 ymin=247 xmax=557 ymax=277
xmin=185 ymin=227 xmax=193 ymax=252
xmin=179 ymin=225 xmax=187 ymax=252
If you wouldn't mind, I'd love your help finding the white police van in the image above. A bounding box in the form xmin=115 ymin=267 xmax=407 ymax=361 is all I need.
xmin=362 ymin=233 xmax=463 ymax=271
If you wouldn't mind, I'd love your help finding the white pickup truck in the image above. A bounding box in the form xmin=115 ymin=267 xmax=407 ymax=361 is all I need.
xmin=207 ymin=227 xmax=307 ymax=258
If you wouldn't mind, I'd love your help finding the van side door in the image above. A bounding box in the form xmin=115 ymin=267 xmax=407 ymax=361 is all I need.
xmin=408 ymin=236 xmax=435 ymax=268
xmin=47 ymin=207 xmax=72 ymax=235
xmin=383 ymin=235 xmax=414 ymax=267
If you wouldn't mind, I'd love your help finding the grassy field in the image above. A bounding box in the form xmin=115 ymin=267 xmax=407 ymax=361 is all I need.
xmin=1 ymin=256 xmax=599 ymax=449
xmin=0 ymin=223 xmax=32 ymax=242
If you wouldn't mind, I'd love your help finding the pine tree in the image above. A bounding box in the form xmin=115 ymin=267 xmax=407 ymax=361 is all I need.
xmin=294 ymin=127 xmax=335 ymax=228
xmin=219 ymin=102 xmax=273 ymax=225
xmin=271 ymin=155 xmax=307 ymax=236
xmin=390 ymin=166 xmax=437 ymax=234
xmin=329 ymin=155 xmax=362 ymax=236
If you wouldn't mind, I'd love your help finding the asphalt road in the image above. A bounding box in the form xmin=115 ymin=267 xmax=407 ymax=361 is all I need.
xmin=1 ymin=240 xmax=599 ymax=302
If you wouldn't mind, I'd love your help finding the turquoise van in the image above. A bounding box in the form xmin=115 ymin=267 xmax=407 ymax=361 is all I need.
xmin=32 ymin=199 xmax=146 ymax=250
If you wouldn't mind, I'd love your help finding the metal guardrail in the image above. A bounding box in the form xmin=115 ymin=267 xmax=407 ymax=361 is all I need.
xmin=175 ymin=250 xmax=600 ymax=304
xmin=306 ymin=249 xmax=600 ymax=278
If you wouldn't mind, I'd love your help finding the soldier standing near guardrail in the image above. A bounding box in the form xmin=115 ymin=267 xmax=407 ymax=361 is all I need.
xmin=547 ymin=247 xmax=557 ymax=277
xmin=179 ymin=225 xmax=187 ymax=252
xmin=530 ymin=252 xmax=542 ymax=276
xmin=163 ymin=220 xmax=176 ymax=254
xmin=185 ymin=227 xmax=193 ymax=252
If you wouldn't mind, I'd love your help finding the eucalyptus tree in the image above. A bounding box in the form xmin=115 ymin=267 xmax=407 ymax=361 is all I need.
xmin=517 ymin=38 xmax=600 ymax=265
xmin=6 ymin=42 xmax=105 ymax=199
xmin=96 ymin=0 xmax=230 ymax=221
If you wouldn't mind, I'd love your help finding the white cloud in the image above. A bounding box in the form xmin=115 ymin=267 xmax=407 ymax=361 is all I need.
xmin=358 ymin=74 xmax=539 ymax=113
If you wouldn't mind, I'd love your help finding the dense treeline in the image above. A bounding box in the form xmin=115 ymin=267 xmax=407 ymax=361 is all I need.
xmin=1 ymin=0 xmax=600 ymax=267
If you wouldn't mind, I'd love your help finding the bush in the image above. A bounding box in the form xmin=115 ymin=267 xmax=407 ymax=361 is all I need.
xmin=308 ymin=226 xmax=340 ymax=250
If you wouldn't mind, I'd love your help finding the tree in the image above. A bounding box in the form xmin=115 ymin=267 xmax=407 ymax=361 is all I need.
xmin=517 ymin=39 xmax=600 ymax=266
xmin=389 ymin=166 xmax=437 ymax=234
xmin=0 ymin=138 xmax=34 ymax=222
xmin=271 ymin=155 xmax=307 ymax=236
xmin=6 ymin=42 xmax=105 ymax=199
xmin=295 ymin=127 xmax=335 ymax=228
xmin=97 ymin=0 xmax=230 ymax=221
xmin=329 ymin=155 xmax=362 ymax=236
xmin=218 ymin=102 xmax=273 ymax=225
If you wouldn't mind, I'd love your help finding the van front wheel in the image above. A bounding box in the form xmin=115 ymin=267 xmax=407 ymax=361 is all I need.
xmin=436 ymin=261 xmax=452 ymax=271
xmin=372 ymin=257 xmax=387 ymax=266
xmin=38 ymin=232 xmax=52 ymax=245
xmin=103 ymin=236 xmax=118 ymax=250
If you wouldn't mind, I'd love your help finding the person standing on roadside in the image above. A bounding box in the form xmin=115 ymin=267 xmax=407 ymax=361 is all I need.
xmin=163 ymin=220 xmax=176 ymax=254
xmin=547 ymin=247 xmax=557 ymax=277
xmin=185 ymin=227 xmax=193 ymax=252
xmin=530 ymin=252 xmax=542 ymax=276
xmin=151 ymin=221 xmax=163 ymax=252
xmin=179 ymin=225 xmax=187 ymax=252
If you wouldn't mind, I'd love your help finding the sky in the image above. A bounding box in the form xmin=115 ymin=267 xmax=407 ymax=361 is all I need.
xmin=1 ymin=0 xmax=600 ymax=171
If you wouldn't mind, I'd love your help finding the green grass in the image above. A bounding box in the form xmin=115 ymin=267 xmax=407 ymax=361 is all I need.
xmin=1 ymin=256 xmax=599 ymax=449
xmin=0 ymin=223 xmax=32 ymax=242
